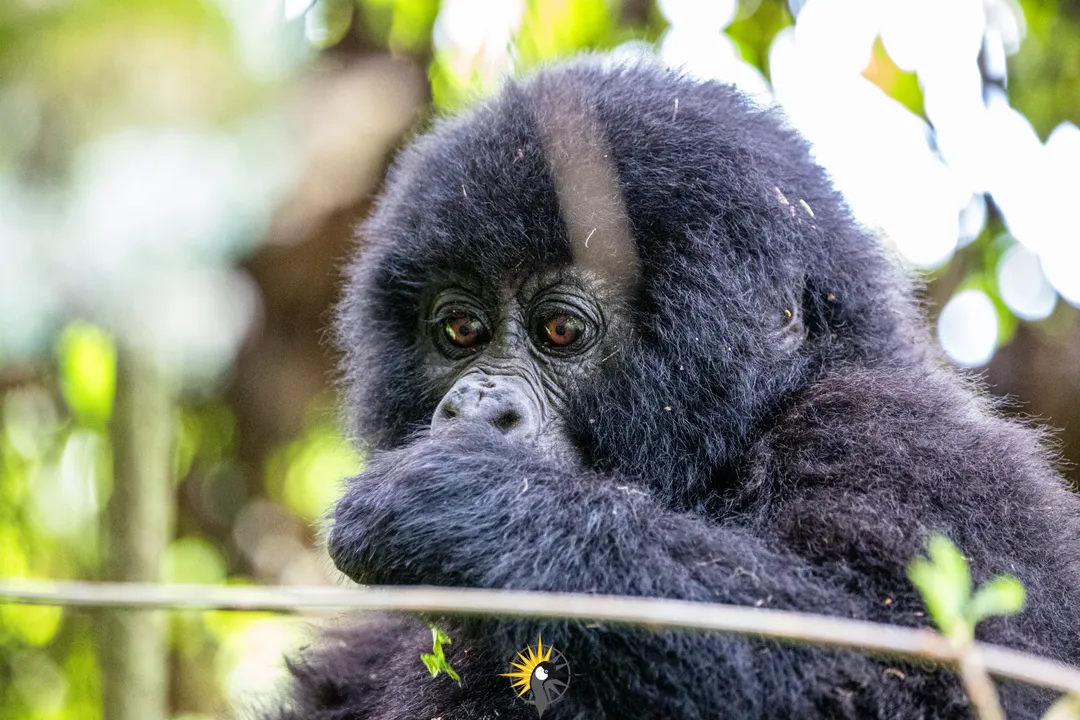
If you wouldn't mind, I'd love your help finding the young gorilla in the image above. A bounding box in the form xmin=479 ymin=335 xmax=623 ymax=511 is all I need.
xmin=269 ymin=60 xmax=1080 ymax=719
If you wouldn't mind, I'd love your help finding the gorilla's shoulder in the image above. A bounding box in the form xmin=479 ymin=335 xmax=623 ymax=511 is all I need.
xmin=763 ymin=365 xmax=1065 ymax=485
xmin=752 ymin=364 xmax=1080 ymax=551
xmin=749 ymin=365 xmax=1080 ymax=659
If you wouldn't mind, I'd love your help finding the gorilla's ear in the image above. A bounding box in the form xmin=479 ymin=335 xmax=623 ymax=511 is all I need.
xmin=776 ymin=301 xmax=807 ymax=354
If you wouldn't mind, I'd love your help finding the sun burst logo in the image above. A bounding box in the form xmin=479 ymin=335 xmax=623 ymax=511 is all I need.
xmin=500 ymin=635 xmax=571 ymax=717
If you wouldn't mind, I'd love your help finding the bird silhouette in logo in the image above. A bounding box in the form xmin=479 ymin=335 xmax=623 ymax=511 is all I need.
xmin=500 ymin=636 xmax=571 ymax=717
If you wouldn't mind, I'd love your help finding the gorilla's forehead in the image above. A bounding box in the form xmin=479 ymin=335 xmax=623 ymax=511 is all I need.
xmin=419 ymin=262 xmax=625 ymax=316
xmin=361 ymin=60 xmax=831 ymax=307
xmin=370 ymin=104 xmax=570 ymax=283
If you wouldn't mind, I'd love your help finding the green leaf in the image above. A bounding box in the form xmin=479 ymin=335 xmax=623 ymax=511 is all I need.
xmin=968 ymin=575 xmax=1026 ymax=624
xmin=1041 ymin=694 xmax=1080 ymax=720
xmin=928 ymin=535 xmax=973 ymax=598
xmin=442 ymin=663 xmax=461 ymax=684
xmin=432 ymin=626 xmax=452 ymax=647
xmin=420 ymin=653 xmax=440 ymax=675
xmin=419 ymin=625 xmax=461 ymax=685
xmin=909 ymin=534 xmax=1033 ymax=645
xmin=908 ymin=534 xmax=972 ymax=638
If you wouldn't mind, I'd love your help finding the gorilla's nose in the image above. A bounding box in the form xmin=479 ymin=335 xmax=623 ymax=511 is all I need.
xmin=431 ymin=375 xmax=541 ymax=438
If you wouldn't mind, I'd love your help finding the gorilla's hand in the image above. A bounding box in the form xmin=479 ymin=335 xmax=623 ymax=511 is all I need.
xmin=328 ymin=427 xmax=626 ymax=590
xmin=328 ymin=427 xmax=851 ymax=613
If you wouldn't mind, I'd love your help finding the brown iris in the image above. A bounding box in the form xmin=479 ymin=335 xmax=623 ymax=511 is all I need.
xmin=540 ymin=315 xmax=584 ymax=348
xmin=443 ymin=316 xmax=488 ymax=348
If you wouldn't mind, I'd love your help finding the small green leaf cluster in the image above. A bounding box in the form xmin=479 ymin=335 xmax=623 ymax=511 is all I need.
xmin=908 ymin=534 xmax=1026 ymax=645
xmin=420 ymin=625 xmax=461 ymax=686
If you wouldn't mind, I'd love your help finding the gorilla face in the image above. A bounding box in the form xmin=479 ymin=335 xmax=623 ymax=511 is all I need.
xmin=424 ymin=266 xmax=625 ymax=459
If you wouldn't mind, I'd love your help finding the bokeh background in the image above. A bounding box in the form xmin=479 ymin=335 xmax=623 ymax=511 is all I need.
xmin=1 ymin=0 xmax=1079 ymax=717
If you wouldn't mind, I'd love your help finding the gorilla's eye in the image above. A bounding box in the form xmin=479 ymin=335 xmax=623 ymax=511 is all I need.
xmin=443 ymin=315 xmax=490 ymax=349
xmin=538 ymin=314 xmax=585 ymax=349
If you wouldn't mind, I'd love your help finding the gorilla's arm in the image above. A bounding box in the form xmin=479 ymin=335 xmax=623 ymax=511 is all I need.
xmin=332 ymin=430 xmax=845 ymax=607
xmin=329 ymin=433 xmax=867 ymax=715
xmin=327 ymin=428 xmax=1000 ymax=718
xmin=328 ymin=369 xmax=1079 ymax=718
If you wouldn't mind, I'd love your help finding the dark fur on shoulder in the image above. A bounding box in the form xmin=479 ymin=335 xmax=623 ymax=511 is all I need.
xmin=265 ymin=59 xmax=1080 ymax=719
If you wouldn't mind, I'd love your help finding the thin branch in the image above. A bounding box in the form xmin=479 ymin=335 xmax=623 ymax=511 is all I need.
xmin=2 ymin=579 xmax=1080 ymax=695
xmin=960 ymin=644 xmax=1006 ymax=720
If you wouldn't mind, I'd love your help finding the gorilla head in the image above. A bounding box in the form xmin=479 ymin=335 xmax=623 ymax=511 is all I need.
xmin=288 ymin=59 xmax=1080 ymax=720
xmin=334 ymin=60 xmax=920 ymax=505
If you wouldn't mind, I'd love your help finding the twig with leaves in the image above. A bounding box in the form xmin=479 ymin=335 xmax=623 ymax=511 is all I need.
xmin=907 ymin=534 xmax=1080 ymax=720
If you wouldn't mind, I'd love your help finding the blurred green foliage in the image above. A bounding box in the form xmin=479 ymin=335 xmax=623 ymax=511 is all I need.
xmin=359 ymin=0 xmax=440 ymax=53
xmin=267 ymin=417 xmax=363 ymax=522
xmin=1 ymin=0 xmax=1079 ymax=718
xmin=1 ymin=314 xmax=356 ymax=717
xmin=56 ymin=324 xmax=116 ymax=429
xmin=1010 ymin=1 xmax=1080 ymax=137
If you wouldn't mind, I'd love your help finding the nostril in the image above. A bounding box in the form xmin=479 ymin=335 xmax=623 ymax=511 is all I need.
xmin=440 ymin=404 xmax=458 ymax=420
xmin=493 ymin=409 xmax=522 ymax=433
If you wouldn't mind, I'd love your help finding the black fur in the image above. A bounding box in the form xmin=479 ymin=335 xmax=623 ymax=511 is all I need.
xmin=265 ymin=59 xmax=1080 ymax=719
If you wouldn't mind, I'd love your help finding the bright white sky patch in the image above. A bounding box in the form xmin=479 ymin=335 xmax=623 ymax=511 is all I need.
xmin=997 ymin=243 xmax=1057 ymax=321
xmin=1037 ymin=122 xmax=1080 ymax=306
xmin=958 ymin=193 xmax=987 ymax=247
xmin=434 ymin=0 xmax=523 ymax=54
xmin=795 ymin=0 xmax=880 ymax=75
xmin=938 ymin=289 xmax=999 ymax=367
xmin=433 ymin=0 xmax=523 ymax=83
xmin=1042 ymin=240 xmax=1080 ymax=307
xmin=0 ymin=126 xmax=288 ymax=379
xmin=659 ymin=28 xmax=771 ymax=103
xmin=657 ymin=0 xmax=769 ymax=103
xmin=769 ymin=26 xmax=964 ymax=269
xmin=879 ymin=0 xmax=985 ymax=75
xmin=282 ymin=0 xmax=315 ymax=23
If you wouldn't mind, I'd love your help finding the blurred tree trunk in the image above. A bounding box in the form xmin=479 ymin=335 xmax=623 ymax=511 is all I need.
xmin=100 ymin=347 xmax=175 ymax=720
